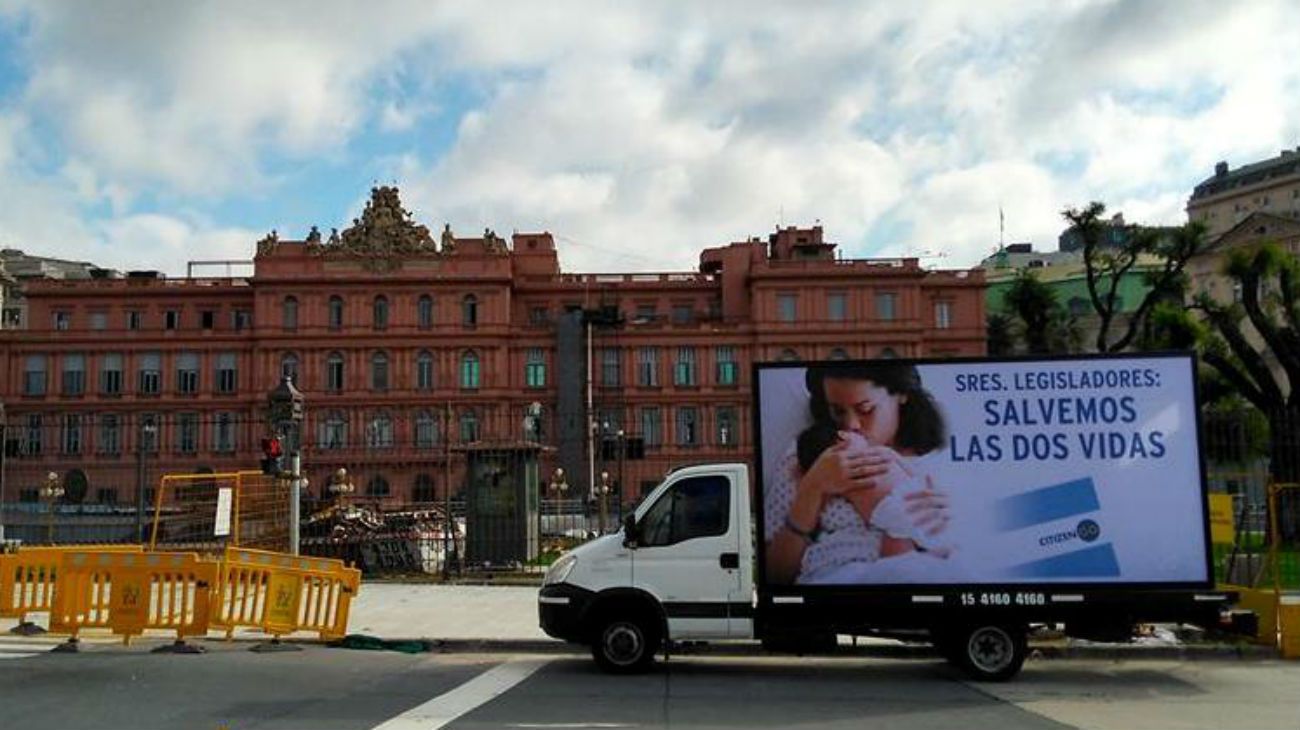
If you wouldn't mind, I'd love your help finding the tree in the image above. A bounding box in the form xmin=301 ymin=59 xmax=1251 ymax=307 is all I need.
xmin=1154 ymin=242 xmax=1300 ymax=538
xmin=1002 ymin=270 xmax=1064 ymax=354
xmin=985 ymin=313 xmax=1015 ymax=356
xmin=1063 ymin=202 xmax=1207 ymax=352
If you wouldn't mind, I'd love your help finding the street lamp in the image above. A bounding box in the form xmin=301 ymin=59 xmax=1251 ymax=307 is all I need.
xmin=267 ymin=374 xmax=305 ymax=555
xmin=136 ymin=419 xmax=157 ymax=543
xmin=42 ymin=471 xmax=64 ymax=544
xmin=327 ymin=467 xmax=355 ymax=499
xmin=616 ymin=428 xmax=626 ymax=522
xmin=548 ymin=467 xmax=568 ymax=497
xmin=598 ymin=470 xmax=611 ymax=534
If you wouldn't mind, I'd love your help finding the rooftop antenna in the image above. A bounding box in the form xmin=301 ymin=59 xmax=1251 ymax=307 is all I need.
xmin=999 ymin=204 xmax=1006 ymax=250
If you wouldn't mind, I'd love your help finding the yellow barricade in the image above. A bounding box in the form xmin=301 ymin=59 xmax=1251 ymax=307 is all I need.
xmin=1221 ymin=583 xmax=1279 ymax=647
xmin=49 ymin=551 xmax=216 ymax=645
xmin=0 ymin=545 xmax=143 ymax=627
xmin=212 ymin=547 xmax=360 ymax=641
xmin=1281 ymin=596 xmax=1300 ymax=660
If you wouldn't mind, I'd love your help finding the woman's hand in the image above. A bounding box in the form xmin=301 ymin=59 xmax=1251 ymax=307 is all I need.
xmin=904 ymin=475 xmax=951 ymax=537
xmin=802 ymin=435 xmax=891 ymax=497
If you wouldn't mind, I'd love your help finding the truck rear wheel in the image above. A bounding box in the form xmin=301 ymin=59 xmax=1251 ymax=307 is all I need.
xmin=591 ymin=615 xmax=658 ymax=674
xmin=955 ymin=623 xmax=1026 ymax=682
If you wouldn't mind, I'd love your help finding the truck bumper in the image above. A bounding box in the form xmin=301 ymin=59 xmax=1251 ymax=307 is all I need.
xmin=539 ymin=583 xmax=596 ymax=643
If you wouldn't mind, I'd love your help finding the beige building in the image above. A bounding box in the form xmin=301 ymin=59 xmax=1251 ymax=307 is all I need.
xmin=1187 ymin=147 xmax=1300 ymax=239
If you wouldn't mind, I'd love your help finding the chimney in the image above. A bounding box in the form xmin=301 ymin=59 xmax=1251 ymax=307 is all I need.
xmin=1214 ymin=161 xmax=1229 ymax=177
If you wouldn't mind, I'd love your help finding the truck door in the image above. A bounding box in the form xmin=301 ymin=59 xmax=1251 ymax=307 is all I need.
xmin=632 ymin=472 xmax=741 ymax=639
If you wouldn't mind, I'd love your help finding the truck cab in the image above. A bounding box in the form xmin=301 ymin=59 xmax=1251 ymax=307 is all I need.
xmin=539 ymin=463 xmax=754 ymax=671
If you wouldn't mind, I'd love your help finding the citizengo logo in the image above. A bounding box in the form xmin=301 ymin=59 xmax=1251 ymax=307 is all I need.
xmin=1077 ymin=519 xmax=1101 ymax=543
xmin=1038 ymin=519 xmax=1102 ymax=547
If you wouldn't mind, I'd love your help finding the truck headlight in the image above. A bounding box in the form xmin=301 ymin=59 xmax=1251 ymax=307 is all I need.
xmin=545 ymin=554 xmax=577 ymax=585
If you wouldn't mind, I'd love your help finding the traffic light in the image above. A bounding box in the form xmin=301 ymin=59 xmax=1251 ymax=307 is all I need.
xmin=260 ymin=436 xmax=284 ymax=476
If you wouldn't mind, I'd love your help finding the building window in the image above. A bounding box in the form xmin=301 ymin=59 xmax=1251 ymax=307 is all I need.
xmin=283 ymin=297 xmax=299 ymax=331
xmin=178 ymin=413 xmax=199 ymax=454
xmin=326 ymin=352 xmax=345 ymax=392
xmin=177 ymin=351 xmax=200 ymax=394
xmin=138 ymin=352 xmax=162 ymax=395
xmin=637 ymin=347 xmax=659 ymax=387
xmin=675 ymin=407 xmax=699 ymax=447
xmin=876 ymin=292 xmax=897 ymax=321
xmin=233 ymin=309 xmax=251 ymax=331
xmin=635 ymin=304 xmax=656 ymax=322
xmin=366 ymin=475 xmax=390 ymax=498
xmin=641 ymin=407 xmax=662 ymax=447
xmin=935 ymin=301 xmax=952 ymax=330
xmin=216 ymin=352 xmax=237 ymax=394
xmin=62 ymin=353 xmax=86 ymax=395
xmin=777 ymin=294 xmax=797 ymax=322
xmin=328 ymin=296 xmax=344 ymax=330
xmin=715 ymin=346 xmax=737 ymax=386
xmin=373 ymin=296 xmax=389 ymax=331
xmin=880 ymin=347 xmax=899 ymax=359
xmin=24 ymin=414 xmax=42 ymax=456
xmin=139 ymin=414 xmax=159 ymax=453
xmin=54 ymin=311 xmax=71 ymax=331
xmin=165 ymin=310 xmax=180 ymax=330
xmin=214 ymin=413 xmax=235 ymax=453
xmin=413 ymin=474 xmax=436 ymax=502
xmin=716 ymin=407 xmax=737 ymax=447
xmin=321 ymin=411 xmax=348 ymax=450
xmin=23 ymin=354 xmax=47 ymax=396
xmin=674 ymin=347 xmax=697 ymax=386
xmin=366 ymin=413 xmax=394 ymax=449
xmin=460 ymin=351 xmax=480 ymax=389
xmin=416 ymin=351 xmax=434 ymax=391
xmin=89 ymin=312 xmax=108 ymax=331
xmin=100 ymin=353 xmax=123 ymax=395
xmin=415 ymin=411 xmax=439 ymax=449
xmin=62 ymin=413 xmax=82 ymax=455
xmin=529 ymin=306 xmax=548 ymax=326
xmin=417 ymin=295 xmax=434 ymax=330
xmin=779 ymin=349 xmax=799 ymax=362
xmin=672 ymin=303 xmax=694 ymax=325
xmin=824 ymin=347 xmax=849 ymax=361
xmin=371 ymin=351 xmax=389 ymax=391
xmin=99 ymin=414 xmax=121 ymax=455
xmin=459 ymin=410 xmax=480 ymax=442
xmin=828 ymin=292 xmax=847 ymax=322
xmin=601 ymin=348 xmax=621 ymax=387
xmin=462 ymin=294 xmax=478 ymax=327
xmin=201 ymin=310 xmax=215 ymax=329
xmin=281 ymin=353 xmax=299 ymax=383
xmin=95 ymin=488 xmax=118 ymax=505
xmin=127 ymin=311 xmax=143 ymax=331
xmin=525 ymin=348 xmax=546 ymax=388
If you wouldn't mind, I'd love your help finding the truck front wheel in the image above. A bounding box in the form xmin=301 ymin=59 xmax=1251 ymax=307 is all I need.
xmin=591 ymin=615 xmax=659 ymax=674
xmin=955 ymin=623 xmax=1026 ymax=682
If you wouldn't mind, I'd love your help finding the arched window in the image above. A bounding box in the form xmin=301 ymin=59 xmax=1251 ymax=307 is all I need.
xmin=365 ymin=475 xmax=390 ymax=498
xmin=462 ymin=294 xmax=478 ymax=327
xmin=413 ymin=474 xmax=436 ymax=502
xmin=778 ymin=348 xmax=799 ymax=362
xmin=326 ymin=352 xmax=345 ymax=391
xmin=321 ymin=411 xmax=348 ymax=450
xmin=415 ymin=410 xmax=439 ymax=449
xmin=459 ymin=409 xmax=480 ymax=442
xmin=328 ymin=296 xmax=344 ymax=330
xmin=371 ymin=351 xmax=389 ymax=391
xmin=460 ymin=351 xmax=480 ymax=389
xmin=416 ymin=350 xmax=435 ymax=391
xmin=373 ymin=295 xmax=389 ymax=330
xmin=879 ymin=347 xmax=898 ymax=359
xmin=366 ymin=412 xmax=394 ymax=449
xmin=829 ymin=347 xmax=849 ymax=361
xmin=281 ymin=352 xmax=299 ymax=383
xmin=282 ymin=296 xmax=298 ymax=331
xmin=417 ymin=295 xmax=434 ymax=330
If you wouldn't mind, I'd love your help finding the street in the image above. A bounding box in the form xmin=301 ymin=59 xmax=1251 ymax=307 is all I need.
xmin=1 ymin=640 xmax=1297 ymax=730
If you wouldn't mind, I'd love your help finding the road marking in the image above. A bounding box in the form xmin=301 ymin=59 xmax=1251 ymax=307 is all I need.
xmin=0 ymin=642 xmax=41 ymax=660
xmin=510 ymin=724 xmax=635 ymax=728
xmin=370 ymin=658 xmax=550 ymax=730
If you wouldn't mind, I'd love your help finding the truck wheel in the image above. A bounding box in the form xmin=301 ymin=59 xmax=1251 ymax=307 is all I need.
xmin=956 ymin=624 xmax=1026 ymax=682
xmin=591 ymin=615 xmax=658 ymax=674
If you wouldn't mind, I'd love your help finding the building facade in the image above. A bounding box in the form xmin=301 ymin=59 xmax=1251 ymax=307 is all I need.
xmin=1187 ymin=147 xmax=1300 ymax=239
xmin=0 ymin=187 xmax=985 ymax=511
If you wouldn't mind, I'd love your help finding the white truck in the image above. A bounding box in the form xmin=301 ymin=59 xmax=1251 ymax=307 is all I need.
xmin=539 ymin=353 xmax=1239 ymax=680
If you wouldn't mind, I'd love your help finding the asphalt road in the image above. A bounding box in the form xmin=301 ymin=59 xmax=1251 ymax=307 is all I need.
xmin=1 ymin=640 xmax=1297 ymax=730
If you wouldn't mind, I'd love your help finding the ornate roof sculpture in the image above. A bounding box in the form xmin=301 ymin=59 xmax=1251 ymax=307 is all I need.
xmin=309 ymin=186 xmax=439 ymax=271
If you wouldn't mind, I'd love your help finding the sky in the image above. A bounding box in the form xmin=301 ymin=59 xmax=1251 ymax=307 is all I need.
xmin=0 ymin=0 xmax=1297 ymax=276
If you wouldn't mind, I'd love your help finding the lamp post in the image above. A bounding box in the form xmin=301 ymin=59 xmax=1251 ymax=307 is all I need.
xmin=267 ymin=375 xmax=305 ymax=555
xmin=616 ymin=428 xmax=625 ymax=522
xmin=42 ymin=471 xmax=64 ymax=544
xmin=598 ymin=470 xmax=611 ymax=534
xmin=135 ymin=419 xmax=157 ymax=543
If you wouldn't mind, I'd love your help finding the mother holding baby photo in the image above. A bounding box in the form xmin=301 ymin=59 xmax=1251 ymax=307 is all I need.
xmin=764 ymin=361 xmax=954 ymax=585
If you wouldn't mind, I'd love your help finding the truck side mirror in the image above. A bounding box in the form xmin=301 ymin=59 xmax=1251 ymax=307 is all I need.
xmin=622 ymin=513 xmax=639 ymax=548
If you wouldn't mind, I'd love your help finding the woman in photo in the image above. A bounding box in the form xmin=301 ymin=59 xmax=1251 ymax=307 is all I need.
xmin=765 ymin=361 xmax=952 ymax=585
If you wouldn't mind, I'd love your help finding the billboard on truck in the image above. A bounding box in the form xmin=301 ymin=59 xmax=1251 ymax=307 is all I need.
xmin=755 ymin=353 xmax=1210 ymax=589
